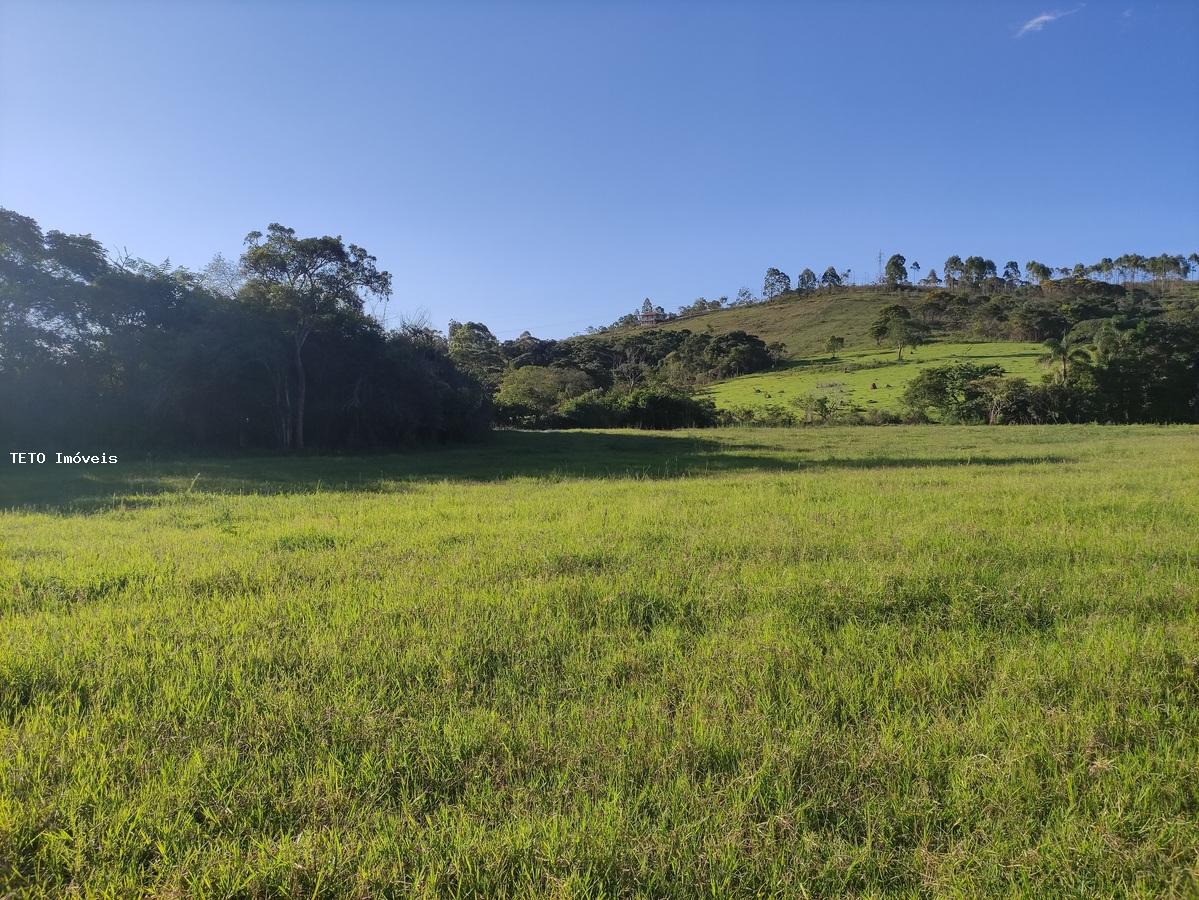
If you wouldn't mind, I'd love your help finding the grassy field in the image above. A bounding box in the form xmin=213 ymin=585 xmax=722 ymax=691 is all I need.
xmin=613 ymin=287 xmax=913 ymax=357
xmin=2 ymin=427 xmax=1198 ymax=896
xmin=703 ymin=341 xmax=1047 ymax=415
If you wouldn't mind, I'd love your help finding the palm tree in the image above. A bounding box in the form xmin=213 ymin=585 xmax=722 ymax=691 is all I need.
xmin=1040 ymin=338 xmax=1090 ymax=383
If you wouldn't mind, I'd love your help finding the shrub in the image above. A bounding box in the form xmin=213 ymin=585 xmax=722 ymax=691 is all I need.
xmin=557 ymin=389 xmax=622 ymax=428
xmin=902 ymin=363 xmax=1005 ymax=423
xmin=612 ymin=387 xmax=717 ymax=429
xmin=717 ymin=404 xmax=799 ymax=427
xmin=494 ymin=366 xmax=593 ymax=427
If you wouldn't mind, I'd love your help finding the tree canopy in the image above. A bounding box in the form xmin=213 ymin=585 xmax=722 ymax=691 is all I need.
xmin=1 ymin=209 xmax=489 ymax=450
xmin=239 ymin=224 xmax=393 ymax=449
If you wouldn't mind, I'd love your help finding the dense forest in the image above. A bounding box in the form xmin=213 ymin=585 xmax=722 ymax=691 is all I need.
xmin=3 ymin=207 xmax=1197 ymax=449
xmin=448 ymin=324 xmax=779 ymax=428
xmin=1 ymin=211 xmax=489 ymax=450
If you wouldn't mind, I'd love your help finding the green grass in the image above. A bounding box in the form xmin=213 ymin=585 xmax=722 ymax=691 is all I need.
xmin=704 ymin=341 xmax=1048 ymax=414
xmin=2 ymin=427 xmax=1198 ymax=896
xmin=613 ymin=287 xmax=915 ymax=357
xmin=621 ymin=281 xmax=1199 ymax=359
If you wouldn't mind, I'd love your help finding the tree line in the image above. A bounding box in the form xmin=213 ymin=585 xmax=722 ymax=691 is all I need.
xmin=447 ymin=323 xmax=780 ymax=429
xmin=885 ymin=252 xmax=1197 ymax=291
xmin=590 ymin=249 xmax=1199 ymax=332
xmin=901 ymin=311 xmax=1199 ymax=425
xmin=5 ymin=205 xmax=1196 ymax=446
xmin=1 ymin=209 xmax=489 ymax=451
xmin=760 ymin=249 xmax=1198 ymax=301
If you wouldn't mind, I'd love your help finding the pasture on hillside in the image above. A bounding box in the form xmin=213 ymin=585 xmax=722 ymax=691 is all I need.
xmin=1 ymin=427 xmax=1197 ymax=896
xmin=642 ymin=288 xmax=908 ymax=356
xmin=704 ymin=341 xmax=1047 ymax=415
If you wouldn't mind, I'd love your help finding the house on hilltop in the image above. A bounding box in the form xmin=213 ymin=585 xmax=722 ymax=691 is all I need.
xmin=638 ymin=298 xmax=668 ymax=326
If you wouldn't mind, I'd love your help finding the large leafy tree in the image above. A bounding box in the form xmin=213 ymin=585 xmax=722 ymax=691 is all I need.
xmin=888 ymin=317 xmax=927 ymax=360
xmin=494 ymin=365 xmax=593 ymax=423
xmin=962 ymin=256 xmax=997 ymax=286
xmin=870 ymin=303 xmax=910 ymax=344
xmin=1003 ymin=260 xmax=1022 ymax=287
xmin=448 ymin=320 xmax=504 ymax=390
xmin=0 ymin=207 xmax=110 ymax=368
xmin=884 ymin=253 xmax=908 ymax=288
xmin=870 ymin=303 xmax=927 ymax=358
xmin=704 ymin=330 xmax=773 ymax=377
xmin=903 ymin=363 xmax=1006 ymax=422
xmin=1025 ymin=260 xmax=1053 ymax=285
xmin=943 ymin=255 xmax=964 ymax=288
xmin=240 ymin=224 xmax=392 ymax=449
xmin=762 ymin=267 xmax=791 ymax=299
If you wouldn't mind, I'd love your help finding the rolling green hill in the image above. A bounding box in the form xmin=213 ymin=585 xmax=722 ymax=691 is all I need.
xmin=608 ymin=282 xmax=1199 ymax=362
xmin=704 ymin=341 xmax=1048 ymax=414
xmin=641 ymin=287 xmax=915 ymax=357
xmin=583 ymin=280 xmax=1198 ymax=421
xmin=621 ymin=288 xmax=1050 ymax=414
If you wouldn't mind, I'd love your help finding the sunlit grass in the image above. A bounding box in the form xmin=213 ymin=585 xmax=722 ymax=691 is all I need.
xmin=704 ymin=341 xmax=1047 ymax=414
xmin=649 ymin=288 xmax=911 ymax=356
xmin=1 ymin=426 xmax=1197 ymax=895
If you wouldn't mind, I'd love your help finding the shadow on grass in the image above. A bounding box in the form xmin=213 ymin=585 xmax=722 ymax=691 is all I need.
xmin=766 ymin=358 xmax=834 ymax=371
xmin=0 ymin=430 xmax=1071 ymax=513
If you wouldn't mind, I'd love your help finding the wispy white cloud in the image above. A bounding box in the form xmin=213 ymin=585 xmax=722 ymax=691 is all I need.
xmin=1015 ymin=5 xmax=1084 ymax=37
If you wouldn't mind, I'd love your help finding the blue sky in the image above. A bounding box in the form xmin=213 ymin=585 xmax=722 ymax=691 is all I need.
xmin=2 ymin=1 xmax=1197 ymax=338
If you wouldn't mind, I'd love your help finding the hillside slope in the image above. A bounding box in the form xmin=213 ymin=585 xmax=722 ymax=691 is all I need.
xmin=580 ymin=280 xmax=1198 ymax=421
xmin=603 ymin=281 xmax=1199 ymax=359
xmin=703 ymin=341 xmax=1047 ymax=415
xmin=642 ymin=287 xmax=914 ymax=357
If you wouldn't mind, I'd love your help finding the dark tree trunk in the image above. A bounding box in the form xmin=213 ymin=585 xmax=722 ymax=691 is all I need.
xmin=293 ymin=333 xmax=307 ymax=451
xmin=259 ymin=358 xmax=292 ymax=449
xmin=278 ymin=377 xmax=292 ymax=449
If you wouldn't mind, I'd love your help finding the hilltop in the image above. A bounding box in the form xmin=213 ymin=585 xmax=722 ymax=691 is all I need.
xmin=588 ymin=286 xmax=912 ymax=358
xmin=604 ymin=280 xmax=1199 ymax=360
xmin=648 ymin=287 xmax=914 ymax=357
